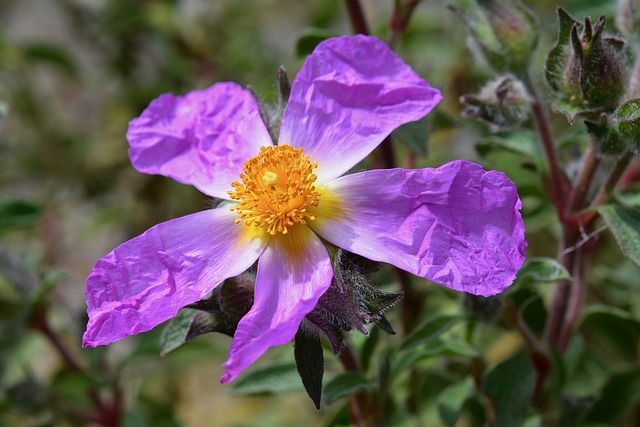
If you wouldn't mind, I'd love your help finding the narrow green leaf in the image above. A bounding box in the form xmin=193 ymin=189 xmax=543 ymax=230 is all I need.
xmin=294 ymin=330 xmax=324 ymax=409
xmin=159 ymin=309 xmax=198 ymax=356
xmin=323 ymin=372 xmax=374 ymax=405
xmin=0 ymin=198 xmax=42 ymax=233
xmin=475 ymin=131 xmax=541 ymax=159
xmin=22 ymin=43 xmax=78 ymax=77
xmin=399 ymin=315 xmax=461 ymax=351
xmin=598 ymin=205 xmax=640 ymax=267
xmin=513 ymin=257 xmax=571 ymax=287
xmin=484 ymin=352 xmax=535 ymax=427
xmin=231 ymin=363 xmax=303 ymax=395
xmin=438 ymin=377 xmax=475 ymax=427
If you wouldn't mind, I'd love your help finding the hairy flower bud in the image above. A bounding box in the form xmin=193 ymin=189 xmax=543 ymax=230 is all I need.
xmin=461 ymin=75 xmax=532 ymax=130
xmin=450 ymin=0 xmax=538 ymax=74
xmin=546 ymin=9 xmax=627 ymax=122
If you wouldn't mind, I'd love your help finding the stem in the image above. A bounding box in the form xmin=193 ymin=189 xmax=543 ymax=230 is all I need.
xmin=543 ymin=229 xmax=578 ymax=348
xmin=565 ymin=140 xmax=600 ymax=221
xmin=33 ymin=310 xmax=84 ymax=375
xmin=524 ymin=72 xmax=568 ymax=217
xmin=344 ymin=0 xmax=370 ymax=35
xmin=581 ymin=152 xmax=634 ymax=225
xmin=557 ymin=250 xmax=587 ymax=352
xmin=388 ymin=0 xmax=422 ymax=49
xmin=339 ymin=346 xmax=371 ymax=427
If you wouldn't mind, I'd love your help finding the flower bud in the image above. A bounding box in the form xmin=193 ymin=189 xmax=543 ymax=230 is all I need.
xmin=546 ymin=9 xmax=627 ymax=122
xmin=450 ymin=0 xmax=538 ymax=74
xmin=460 ymin=74 xmax=532 ymax=130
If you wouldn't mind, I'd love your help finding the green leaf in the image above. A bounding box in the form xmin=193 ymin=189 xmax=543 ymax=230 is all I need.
xmin=392 ymin=117 xmax=429 ymax=157
xmin=0 ymin=198 xmax=42 ymax=234
xmin=585 ymin=368 xmax=640 ymax=424
xmin=294 ymin=330 xmax=324 ymax=409
xmin=323 ymin=372 xmax=375 ymax=405
xmin=295 ymin=28 xmax=337 ymax=57
xmin=438 ymin=377 xmax=475 ymax=426
xmin=22 ymin=43 xmax=78 ymax=77
xmin=231 ymin=363 xmax=303 ymax=395
xmin=399 ymin=315 xmax=461 ymax=351
xmin=475 ymin=131 xmax=542 ymax=159
xmin=598 ymin=205 xmax=640 ymax=267
xmin=393 ymin=339 xmax=480 ymax=375
xmin=484 ymin=352 xmax=535 ymax=427
xmin=513 ymin=257 xmax=571 ymax=287
xmin=579 ymin=305 xmax=640 ymax=361
xmin=159 ymin=309 xmax=198 ymax=356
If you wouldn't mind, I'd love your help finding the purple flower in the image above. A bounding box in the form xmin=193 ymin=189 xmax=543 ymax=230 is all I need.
xmin=83 ymin=35 xmax=526 ymax=383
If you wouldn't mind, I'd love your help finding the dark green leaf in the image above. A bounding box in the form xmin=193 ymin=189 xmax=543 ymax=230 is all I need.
xmin=159 ymin=309 xmax=198 ymax=356
xmin=438 ymin=377 xmax=475 ymax=427
xmin=231 ymin=363 xmax=303 ymax=395
xmin=294 ymin=330 xmax=324 ymax=409
xmin=323 ymin=372 xmax=374 ymax=405
xmin=399 ymin=315 xmax=461 ymax=351
xmin=22 ymin=43 xmax=78 ymax=77
xmin=579 ymin=305 xmax=640 ymax=361
xmin=585 ymin=368 xmax=640 ymax=423
xmin=484 ymin=352 xmax=535 ymax=427
xmin=513 ymin=257 xmax=571 ymax=287
xmin=598 ymin=205 xmax=640 ymax=267
xmin=475 ymin=131 xmax=541 ymax=159
xmin=393 ymin=339 xmax=479 ymax=375
xmin=392 ymin=117 xmax=429 ymax=157
xmin=0 ymin=198 xmax=42 ymax=233
xmin=295 ymin=28 xmax=337 ymax=57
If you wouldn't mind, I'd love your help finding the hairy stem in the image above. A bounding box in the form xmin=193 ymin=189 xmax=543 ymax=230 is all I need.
xmin=565 ymin=140 xmax=600 ymax=221
xmin=524 ymin=73 xmax=568 ymax=217
xmin=581 ymin=152 xmax=634 ymax=225
xmin=557 ymin=250 xmax=587 ymax=352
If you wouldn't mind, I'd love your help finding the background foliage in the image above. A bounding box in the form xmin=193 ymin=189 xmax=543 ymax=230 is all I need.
xmin=1 ymin=0 xmax=639 ymax=426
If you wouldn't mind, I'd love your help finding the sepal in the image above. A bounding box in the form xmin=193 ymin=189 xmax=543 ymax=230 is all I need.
xmin=450 ymin=0 xmax=538 ymax=74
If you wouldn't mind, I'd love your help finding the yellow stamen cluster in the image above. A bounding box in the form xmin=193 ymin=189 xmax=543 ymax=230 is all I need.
xmin=228 ymin=145 xmax=320 ymax=235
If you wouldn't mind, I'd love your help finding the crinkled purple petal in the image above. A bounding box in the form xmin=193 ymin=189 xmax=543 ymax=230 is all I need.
xmin=127 ymin=82 xmax=272 ymax=199
xmin=280 ymin=35 xmax=442 ymax=184
xmin=220 ymin=226 xmax=332 ymax=383
xmin=309 ymin=161 xmax=526 ymax=296
xmin=83 ymin=208 xmax=267 ymax=347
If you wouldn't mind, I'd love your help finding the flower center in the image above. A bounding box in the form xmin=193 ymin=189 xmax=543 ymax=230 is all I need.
xmin=228 ymin=145 xmax=321 ymax=235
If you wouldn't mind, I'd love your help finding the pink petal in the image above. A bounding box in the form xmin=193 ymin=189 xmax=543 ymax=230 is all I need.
xmin=280 ymin=35 xmax=442 ymax=184
xmin=220 ymin=226 xmax=332 ymax=383
xmin=310 ymin=161 xmax=526 ymax=296
xmin=127 ymin=83 xmax=272 ymax=199
xmin=83 ymin=208 xmax=267 ymax=347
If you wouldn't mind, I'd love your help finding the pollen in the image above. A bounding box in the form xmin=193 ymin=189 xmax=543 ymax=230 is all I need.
xmin=228 ymin=145 xmax=321 ymax=236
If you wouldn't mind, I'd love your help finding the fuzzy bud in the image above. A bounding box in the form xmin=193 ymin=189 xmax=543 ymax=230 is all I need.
xmin=546 ymin=9 xmax=627 ymax=122
xmin=450 ymin=0 xmax=538 ymax=74
xmin=461 ymin=74 xmax=532 ymax=130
